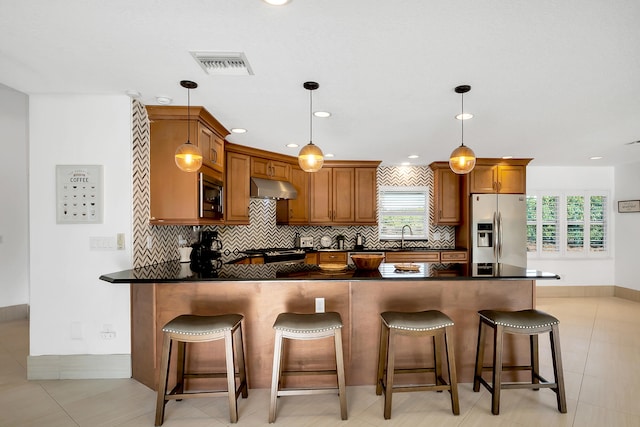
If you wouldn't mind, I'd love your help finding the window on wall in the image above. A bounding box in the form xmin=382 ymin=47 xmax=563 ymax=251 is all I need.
xmin=378 ymin=186 xmax=429 ymax=240
xmin=526 ymin=191 xmax=609 ymax=257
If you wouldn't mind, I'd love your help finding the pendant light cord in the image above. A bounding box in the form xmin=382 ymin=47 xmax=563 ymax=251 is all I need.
xmin=187 ymin=88 xmax=191 ymax=144
xmin=461 ymin=92 xmax=465 ymax=147
xmin=309 ymin=88 xmax=313 ymax=144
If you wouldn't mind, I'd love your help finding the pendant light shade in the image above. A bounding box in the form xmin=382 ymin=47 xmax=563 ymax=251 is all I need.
xmin=175 ymin=80 xmax=203 ymax=172
xmin=449 ymin=85 xmax=476 ymax=175
xmin=298 ymin=81 xmax=324 ymax=172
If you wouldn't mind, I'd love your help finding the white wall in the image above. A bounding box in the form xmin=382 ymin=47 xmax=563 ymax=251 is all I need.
xmin=29 ymin=95 xmax=133 ymax=356
xmin=614 ymin=161 xmax=640 ymax=291
xmin=527 ymin=166 xmax=616 ymax=286
xmin=0 ymin=84 xmax=30 ymax=308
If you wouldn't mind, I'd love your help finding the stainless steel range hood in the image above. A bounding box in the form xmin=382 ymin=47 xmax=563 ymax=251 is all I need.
xmin=250 ymin=177 xmax=298 ymax=200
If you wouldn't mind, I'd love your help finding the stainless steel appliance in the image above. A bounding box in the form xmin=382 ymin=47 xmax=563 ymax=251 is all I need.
xmin=199 ymin=173 xmax=223 ymax=220
xmin=242 ymin=248 xmax=306 ymax=265
xmin=471 ymin=194 xmax=527 ymax=267
xmin=347 ymin=251 xmax=384 ymax=265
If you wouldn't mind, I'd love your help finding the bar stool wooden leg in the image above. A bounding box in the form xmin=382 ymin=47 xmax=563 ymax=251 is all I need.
xmin=473 ymin=320 xmax=486 ymax=393
xmin=155 ymin=335 xmax=172 ymax=426
xmin=550 ymin=324 xmax=567 ymax=413
xmin=434 ymin=335 xmax=443 ymax=388
xmin=491 ymin=324 xmax=504 ymax=415
xmin=236 ymin=323 xmax=248 ymax=399
xmin=375 ymin=319 xmax=389 ymax=396
xmin=334 ymin=328 xmax=348 ymax=420
xmin=383 ymin=328 xmax=397 ymax=420
xmin=269 ymin=329 xmax=284 ymax=423
xmin=531 ymin=334 xmax=540 ymax=389
xmin=444 ymin=325 xmax=460 ymax=415
xmin=225 ymin=329 xmax=239 ymax=423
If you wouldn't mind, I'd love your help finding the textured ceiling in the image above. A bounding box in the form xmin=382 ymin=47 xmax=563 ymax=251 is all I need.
xmin=1 ymin=0 xmax=639 ymax=167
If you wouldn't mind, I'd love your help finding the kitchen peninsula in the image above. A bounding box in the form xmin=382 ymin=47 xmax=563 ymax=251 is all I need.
xmin=101 ymin=262 xmax=558 ymax=391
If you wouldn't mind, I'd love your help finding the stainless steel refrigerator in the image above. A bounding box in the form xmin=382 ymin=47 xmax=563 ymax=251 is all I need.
xmin=471 ymin=194 xmax=527 ymax=267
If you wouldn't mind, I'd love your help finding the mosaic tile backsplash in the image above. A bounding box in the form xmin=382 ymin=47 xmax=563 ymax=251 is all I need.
xmin=131 ymin=102 xmax=455 ymax=267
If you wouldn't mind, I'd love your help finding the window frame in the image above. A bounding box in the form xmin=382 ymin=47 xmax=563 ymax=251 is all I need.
xmin=377 ymin=186 xmax=429 ymax=241
xmin=527 ymin=190 xmax=610 ymax=259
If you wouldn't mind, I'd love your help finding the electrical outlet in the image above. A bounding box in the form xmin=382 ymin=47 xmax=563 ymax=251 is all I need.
xmin=146 ymin=235 xmax=153 ymax=249
xmin=116 ymin=233 xmax=125 ymax=250
xmin=100 ymin=331 xmax=116 ymax=339
xmin=315 ymin=297 xmax=325 ymax=313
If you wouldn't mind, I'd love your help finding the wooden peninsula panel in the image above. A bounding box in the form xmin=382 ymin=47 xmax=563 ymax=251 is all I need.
xmin=132 ymin=278 xmax=535 ymax=391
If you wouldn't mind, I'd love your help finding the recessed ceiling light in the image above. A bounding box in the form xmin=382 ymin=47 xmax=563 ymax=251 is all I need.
xmin=401 ymin=162 xmax=411 ymax=166
xmin=325 ymin=153 xmax=335 ymax=158
xmin=286 ymin=143 xmax=299 ymax=148
xmin=125 ymin=90 xmax=141 ymax=98
xmin=455 ymin=113 xmax=473 ymax=120
xmin=263 ymin=0 xmax=290 ymax=5
xmin=502 ymin=156 xmax=513 ymax=159
xmin=156 ymin=96 xmax=172 ymax=105
xmin=314 ymin=111 xmax=331 ymax=118
xmin=590 ymin=156 xmax=603 ymax=160
xmin=230 ymin=128 xmax=247 ymax=134
xmin=408 ymin=154 xmax=419 ymax=159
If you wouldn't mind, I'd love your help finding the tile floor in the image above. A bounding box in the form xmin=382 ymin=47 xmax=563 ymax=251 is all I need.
xmin=1 ymin=297 xmax=639 ymax=426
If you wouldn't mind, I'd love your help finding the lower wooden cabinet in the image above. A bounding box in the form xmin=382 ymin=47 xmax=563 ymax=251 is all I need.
xmin=440 ymin=251 xmax=468 ymax=263
xmin=318 ymin=251 xmax=348 ymax=264
xmin=384 ymin=251 xmax=440 ymax=263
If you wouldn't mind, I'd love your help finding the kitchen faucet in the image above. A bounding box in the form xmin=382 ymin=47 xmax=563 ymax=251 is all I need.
xmin=401 ymin=225 xmax=412 ymax=249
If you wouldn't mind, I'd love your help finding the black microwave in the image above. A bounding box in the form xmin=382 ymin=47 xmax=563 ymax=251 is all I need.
xmin=199 ymin=173 xmax=223 ymax=220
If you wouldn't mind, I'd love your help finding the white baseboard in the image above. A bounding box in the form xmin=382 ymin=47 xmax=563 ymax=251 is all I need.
xmin=27 ymin=354 xmax=131 ymax=380
xmin=537 ymin=285 xmax=640 ymax=303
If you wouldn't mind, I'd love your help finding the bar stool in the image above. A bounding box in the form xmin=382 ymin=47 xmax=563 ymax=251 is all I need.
xmin=269 ymin=312 xmax=347 ymax=423
xmin=155 ymin=314 xmax=248 ymax=425
xmin=473 ymin=309 xmax=567 ymax=415
xmin=376 ymin=310 xmax=460 ymax=419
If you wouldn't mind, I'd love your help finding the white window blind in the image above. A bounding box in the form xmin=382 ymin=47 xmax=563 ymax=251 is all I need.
xmin=378 ymin=186 xmax=429 ymax=240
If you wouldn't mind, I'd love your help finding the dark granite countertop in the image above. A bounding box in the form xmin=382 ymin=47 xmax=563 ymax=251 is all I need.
xmin=100 ymin=261 xmax=559 ymax=283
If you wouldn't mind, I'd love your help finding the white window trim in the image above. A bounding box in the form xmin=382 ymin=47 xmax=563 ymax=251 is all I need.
xmin=527 ymin=190 xmax=610 ymax=260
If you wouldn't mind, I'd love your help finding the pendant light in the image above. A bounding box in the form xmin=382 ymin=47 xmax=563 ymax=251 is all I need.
xmin=174 ymin=80 xmax=203 ymax=172
xmin=449 ymin=85 xmax=476 ymax=174
xmin=298 ymin=81 xmax=324 ymax=172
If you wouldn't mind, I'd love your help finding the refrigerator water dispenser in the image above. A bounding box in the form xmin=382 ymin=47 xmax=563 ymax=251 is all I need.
xmin=477 ymin=223 xmax=493 ymax=247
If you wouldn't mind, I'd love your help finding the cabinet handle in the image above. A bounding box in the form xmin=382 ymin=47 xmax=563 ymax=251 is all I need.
xmin=290 ymin=208 xmax=293 ymax=219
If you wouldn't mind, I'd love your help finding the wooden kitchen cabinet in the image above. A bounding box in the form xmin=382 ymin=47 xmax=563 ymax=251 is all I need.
xmin=198 ymin=123 xmax=224 ymax=173
xmin=146 ymin=106 xmax=228 ymax=225
xmin=318 ymin=251 xmax=348 ymax=264
xmin=384 ymin=251 xmax=440 ymax=263
xmin=225 ymin=150 xmax=251 ymax=224
xmin=276 ymin=165 xmax=309 ymax=225
xmin=440 ymin=250 xmax=468 ymax=263
xmin=430 ymin=162 xmax=461 ymax=225
xmin=469 ymin=159 xmax=531 ymax=194
xmin=251 ymin=157 xmax=291 ymax=181
xmin=309 ymin=162 xmax=380 ymax=225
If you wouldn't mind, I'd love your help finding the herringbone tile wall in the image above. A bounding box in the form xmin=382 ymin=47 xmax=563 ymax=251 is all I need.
xmin=131 ymin=103 xmax=455 ymax=266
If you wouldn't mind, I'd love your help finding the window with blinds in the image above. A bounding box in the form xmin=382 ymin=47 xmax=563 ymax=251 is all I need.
xmin=526 ymin=191 xmax=608 ymax=258
xmin=378 ymin=186 xmax=429 ymax=240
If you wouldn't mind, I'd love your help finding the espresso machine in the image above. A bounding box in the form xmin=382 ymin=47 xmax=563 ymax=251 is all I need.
xmin=190 ymin=230 xmax=223 ymax=273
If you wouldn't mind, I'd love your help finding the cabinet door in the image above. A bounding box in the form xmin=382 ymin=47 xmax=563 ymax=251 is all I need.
xmin=496 ymin=165 xmax=525 ymax=193
xmin=354 ymin=168 xmax=377 ymax=224
xmin=309 ymin=168 xmax=333 ymax=223
xmin=318 ymin=252 xmax=347 ymax=264
xmin=433 ymin=167 xmax=461 ymax=224
xmin=198 ymin=123 xmax=224 ymax=173
xmin=288 ymin=166 xmax=309 ymax=223
xmin=225 ymin=151 xmax=251 ymax=224
xmin=250 ymin=157 xmax=271 ymax=179
xmin=469 ymin=165 xmax=497 ymax=193
xmin=332 ymin=168 xmax=355 ymax=223
xmin=269 ymin=160 xmax=291 ymax=181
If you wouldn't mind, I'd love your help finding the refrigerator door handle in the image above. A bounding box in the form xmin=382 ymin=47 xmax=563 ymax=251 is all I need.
xmin=498 ymin=211 xmax=503 ymax=259
xmin=493 ymin=211 xmax=498 ymax=261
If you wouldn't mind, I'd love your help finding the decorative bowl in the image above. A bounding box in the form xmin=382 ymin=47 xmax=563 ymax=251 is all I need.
xmin=350 ymin=254 xmax=384 ymax=270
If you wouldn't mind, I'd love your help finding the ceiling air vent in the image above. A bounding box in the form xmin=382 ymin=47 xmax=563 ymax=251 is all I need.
xmin=190 ymin=52 xmax=254 ymax=76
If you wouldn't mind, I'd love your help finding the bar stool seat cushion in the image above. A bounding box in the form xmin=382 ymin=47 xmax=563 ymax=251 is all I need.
xmin=273 ymin=312 xmax=343 ymax=333
xmin=162 ymin=314 xmax=243 ymax=335
xmin=478 ymin=309 xmax=559 ymax=329
xmin=381 ymin=310 xmax=454 ymax=331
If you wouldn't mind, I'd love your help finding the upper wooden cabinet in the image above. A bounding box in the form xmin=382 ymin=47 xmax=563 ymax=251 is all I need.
xmin=309 ymin=161 xmax=380 ymax=225
xmin=251 ymin=157 xmax=291 ymax=181
xmin=468 ymin=159 xmax=532 ymax=194
xmin=430 ymin=162 xmax=461 ymax=225
xmin=276 ymin=165 xmax=309 ymax=225
xmin=146 ymin=106 xmax=228 ymax=225
xmin=225 ymin=150 xmax=251 ymax=225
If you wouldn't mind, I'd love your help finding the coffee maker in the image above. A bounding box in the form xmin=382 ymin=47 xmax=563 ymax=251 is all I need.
xmin=190 ymin=230 xmax=223 ymax=273
xmin=354 ymin=233 xmax=365 ymax=250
